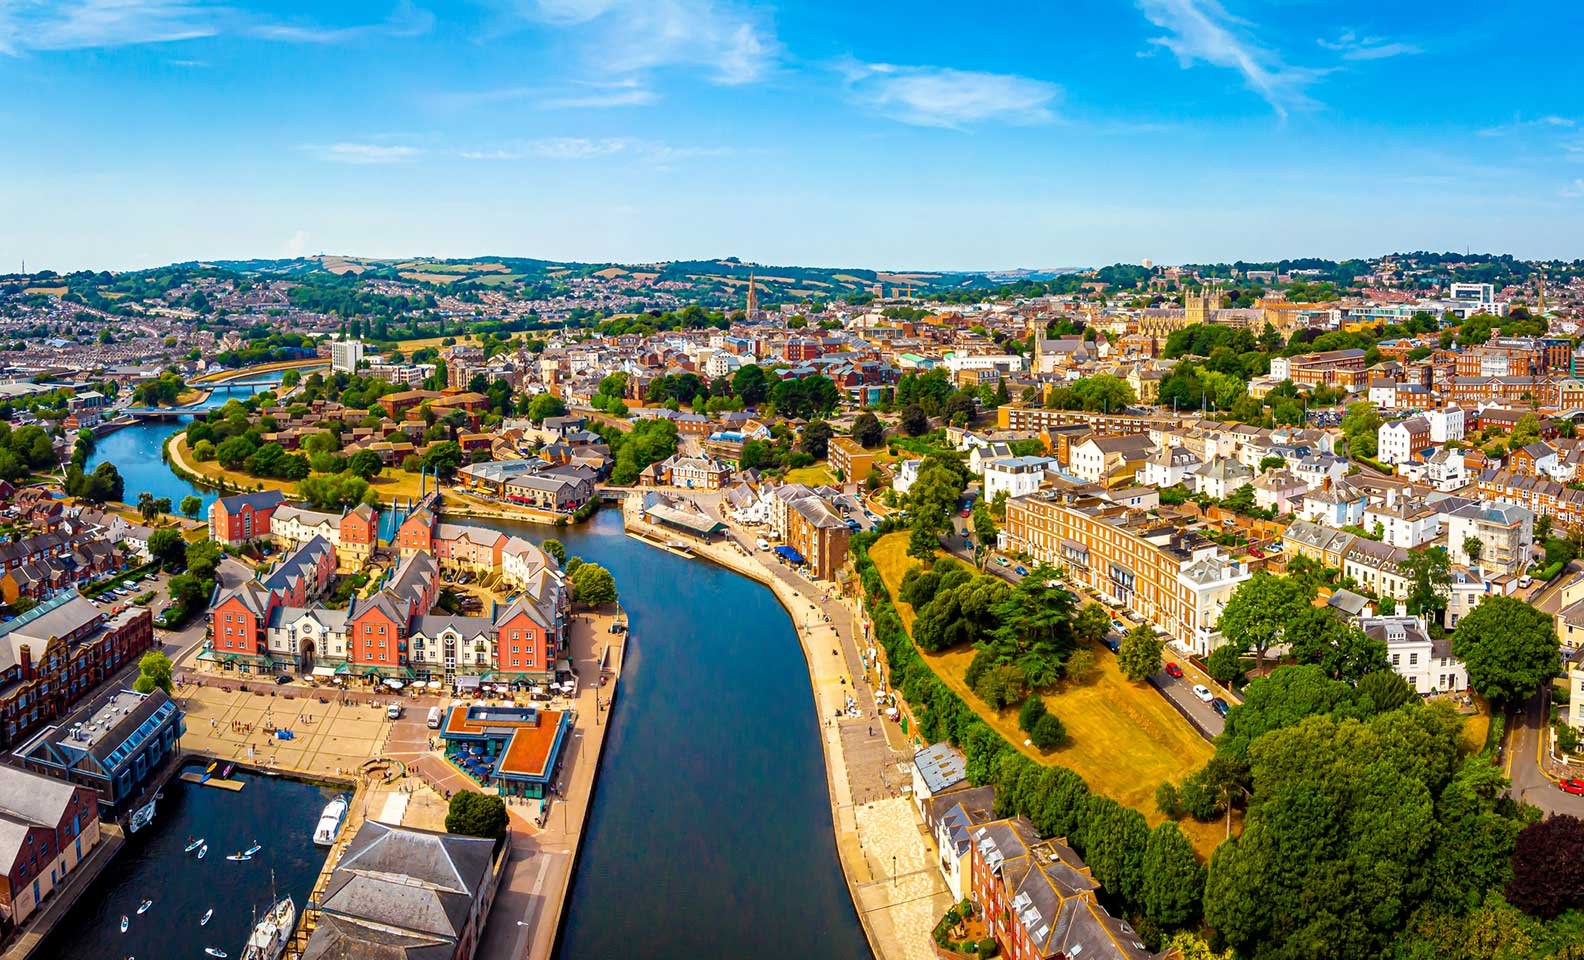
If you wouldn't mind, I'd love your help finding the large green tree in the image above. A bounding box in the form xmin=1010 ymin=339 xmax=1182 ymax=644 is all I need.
xmin=1452 ymin=596 xmax=1560 ymax=704
xmin=1117 ymin=624 xmax=1163 ymax=682
xmin=1141 ymin=821 xmax=1205 ymax=932
xmin=1216 ymin=571 xmax=1314 ymax=671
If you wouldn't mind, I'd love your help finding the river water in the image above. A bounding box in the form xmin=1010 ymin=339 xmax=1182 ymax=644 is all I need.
xmin=34 ymin=768 xmax=336 ymax=960
xmin=63 ymin=419 xmax=872 ymax=960
xmin=84 ymin=374 xmax=286 ymax=513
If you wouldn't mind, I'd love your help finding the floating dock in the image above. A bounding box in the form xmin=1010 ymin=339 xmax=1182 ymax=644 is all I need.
xmin=179 ymin=772 xmax=245 ymax=791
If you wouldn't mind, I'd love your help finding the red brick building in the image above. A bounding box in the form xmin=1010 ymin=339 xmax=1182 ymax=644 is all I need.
xmin=338 ymin=504 xmax=379 ymax=564
xmin=0 ymin=767 xmax=101 ymax=926
xmin=208 ymin=490 xmax=287 ymax=545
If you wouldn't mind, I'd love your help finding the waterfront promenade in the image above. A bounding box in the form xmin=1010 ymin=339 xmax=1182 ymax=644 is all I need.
xmin=622 ymin=494 xmax=948 ymax=960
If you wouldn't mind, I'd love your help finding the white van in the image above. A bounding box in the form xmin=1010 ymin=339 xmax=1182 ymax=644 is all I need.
xmin=426 ymin=706 xmax=443 ymax=729
xmin=386 ymin=703 xmax=403 ymax=720
xmin=756 ymin=538 xmax=770 ymax=551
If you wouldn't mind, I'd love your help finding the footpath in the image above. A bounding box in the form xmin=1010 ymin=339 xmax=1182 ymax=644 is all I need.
xmin=622 ymin=494 xmax=948 ymax=960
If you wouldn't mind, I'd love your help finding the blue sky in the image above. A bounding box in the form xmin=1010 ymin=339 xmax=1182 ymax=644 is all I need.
xmin=2 ymin=0 xmax=1582 ymax=273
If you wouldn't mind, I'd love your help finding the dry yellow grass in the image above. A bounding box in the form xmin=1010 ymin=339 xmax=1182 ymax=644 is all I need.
xmin=399 ymin=271 xmax=462 ymax=284
xmin=870 ymin=533 xmax=1224 ymax=857
xmin=783 ymin=464 xmax=835 ymax=487
xmin=593 ymin=267 xmax=629 ymax=279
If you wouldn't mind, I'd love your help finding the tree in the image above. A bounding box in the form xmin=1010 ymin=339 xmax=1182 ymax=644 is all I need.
xmin=445 ymin=790 xmax=508 ymax=840
xmin=541 ymin=538 xmax=567 ymax=566
xmin=1072 ymin=603 xmax=1111 ymax=647
xmin=986 ymin=565 xmax=1076 ymax=687
xmin=851 ymin=412 xmax=884 ymax=448
xmin=1284 ymin=606 xmax=1387 ymax=682
xmin=800 ymin=420 xmax=834 ymax=459
xmin=137 ymin=491 xmax=159 ymax=523
xmin=907 ymin=521 xmax=940 ymax=561
xmin=1404 ymin=546 xmax=1452 ymax=619
xmin=1029 ymin=712 xmax=1067 ymax=749
xmin=346 ymin=450 xmax=384 ymax=480
xmin=1141 ymin=822 xmax=1205 ymax=932
xmin=132 ymin=651 xmax=173 ymax=695
xmin=1463 ymin=535 xmax=1484 ymax=567
xmin=147 ymin=528 xmax=187 ymax=572
xmin=1018 ymin=693 xmax=1047 ymax=734
xmin=1505 ymin=815 xmax=1584 ymax=919
xmin=1342 ymin=400 xmax=1383 ymax=459
xmin=1118 ymin=625 xmax=1163 ymax=681
xmin=570 ymin=562 xmax=618 ymax=606
xmin=732 ymin=364 xmax=769 ymax=406
xmin=180 ymin=495 xmax=202 ymax=519
xmin=1217 ymin=571 xmax=1314 ymax=671
xmin=526 ymin=392 xmax=567 ymax=424
xmin=913 ymin=574 xmax=1009 ymax=653
xmin=900 ymin=404 xmax=929 ymax=436
xmin=1452 ymin=596 xmax=1560 ymax=704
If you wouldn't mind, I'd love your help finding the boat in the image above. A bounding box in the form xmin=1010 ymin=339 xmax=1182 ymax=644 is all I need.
xmin=226 ymin=853 xmax=252 ymax=862
xmin=201 ymin=908 xmax=213 ymax=926
xmin=243 ymin=842 xmax=261 ymax=857
xmin=128 ymin=799 xmax=155 ymax=833
xmin=200 ymin=761 xmax=218 ymax=784
xmin=185 ymin=838 xmax=206 ymax=853
xmin=120 ymin=915 xmax=129 ymax=933
xmin=220 ymin=763 xmax=234 ymax=779
xmin=136 ymin=899 xmax=152 ymax=915
xmin=240 ymin=896 xmax=295 ymax=960
xmin=205 ymin=950 xmax=228 ymax=958
xmin=198 ymin=844 xmax=208 ymax=860
xmin=313 ymin=796 xmax=348 ymax=846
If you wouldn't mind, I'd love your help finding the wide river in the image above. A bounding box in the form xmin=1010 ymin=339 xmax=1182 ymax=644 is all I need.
xmin=66 ymin=419 xmax=873 ymax=960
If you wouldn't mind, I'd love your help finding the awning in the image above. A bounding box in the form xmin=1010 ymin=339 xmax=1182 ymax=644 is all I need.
xmin=774 ymin=545 xmax=806 ymax=564
xmin=455 ymin=676 xmax=483 ymax=690
xmin=311 ymin=665 xmax=338 ymax=678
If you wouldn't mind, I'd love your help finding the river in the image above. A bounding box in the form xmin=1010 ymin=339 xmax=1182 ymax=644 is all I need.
xmin=84 ymin=374 xmax=286 ymax=513
xmin=34 ymin=768 xmax=336 ymax=960
xmin=479 ymin=512 xmax=871 ymax=960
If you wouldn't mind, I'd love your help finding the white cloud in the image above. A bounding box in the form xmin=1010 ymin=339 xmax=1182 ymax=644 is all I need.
xmin=284 ymin=230 xmax=310 ymax=257
xmin=841 ymin=61 xmax=1060 ymax=128
xmin=519 ymin=0 xmax=777 ymax=86
xmin=428 ymin=78 xmax=658 ymax=110
xmin=0 ymin=0 xmax=432 ymax=55
xmin=1137 ymin=0 xmax=1323 ymax=118
xmin=456 ymin=136 xmax=730 ymax=163
xmin=306 ymin=143 xmax=423 ymax=164
xmin=1317 ymin=30 xmax=1421 ymax=61
xmin=1477 ymin=115 xmax=1577 ymax=137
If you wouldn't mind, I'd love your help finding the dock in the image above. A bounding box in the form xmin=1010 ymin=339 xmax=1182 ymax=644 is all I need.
xmin=179 ymin=771 xmax=245 ymax=791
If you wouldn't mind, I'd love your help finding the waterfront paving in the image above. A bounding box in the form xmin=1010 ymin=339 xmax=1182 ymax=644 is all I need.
xmin=173 ymin=682 xmax=402 ymax=778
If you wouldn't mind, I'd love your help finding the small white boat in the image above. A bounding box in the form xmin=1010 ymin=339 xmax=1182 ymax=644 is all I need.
xmin=129 ymin=799 xmax=156 ymax=834
xmin=185 ymin=838 xmax=205 ymax=853
xmin=198 ymin=844 xmax=208 ymax=860
xmin=120 ymin=915 xmax=129 ymax=933
xmin=240 ymin=896 xmax=294 ymax=960
xmin=205 ymin=949 xmax=228 ymax=958
xmin=243 ymin=843 xmax=262 ymax=856
xmin=201 ymin=908 xmax=213 ymax=926
xmin=226 ymin=853 xmax=252 ymax=862
xmin=136 ymin=899 xmax=152 ymax=915
xmin=313 ymin=796 xmax=348 ymax=847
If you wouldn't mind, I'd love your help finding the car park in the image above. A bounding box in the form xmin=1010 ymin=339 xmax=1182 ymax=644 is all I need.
xmin=1211 ymin=698 xmax=1230 ymax=718
xmin=1192 ymin=684 xmax=1214 ymax=703
xmin=1110 ymin=619 xmax=1126 ymax=633
xmin=1164 ymin=663 xmax=1183 ymax=679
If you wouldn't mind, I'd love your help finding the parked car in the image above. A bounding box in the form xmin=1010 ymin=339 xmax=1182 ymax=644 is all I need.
xmin=1249 ymin=547 xmax=1264 ymax=558
xmin=1014 ymin=565 xmax=1029 ymax=577
xmin=274 ymin=673 xmax=292 ymax=685
xmin=1210 ymin=698 xmax=1230 ymax=718
xmin=1110 ymin=619 xmax=1126 ymax=633
xmin=960 ymin=507 xmax=972 ymax=518
xmin=1164 ymin=663 xmax=1184 ymax=679
xmin=1518 ymin=576 xmax=1534 ymax=589
xmin=995 ymin=556 xmax=1009 ymax=566
xmin=1560 ymin=778 xmax=1584 ymax=796
xmin=1103 ymin=635 xmax=1121 ymax=653
xmin=1191 ymin=684 xmax=1214 ymax=703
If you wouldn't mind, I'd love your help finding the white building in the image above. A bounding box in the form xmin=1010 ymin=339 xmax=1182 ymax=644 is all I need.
xmin=982 ymin=456 xmax=1051 ymax=503
xmin=1425 ymin=405 xmax=1464 ymax=444
xmin=1361 ymin=615 xmax=1468 ymax=695
xmin=1377 ymin=415 xmax=1430 ymax=466
xmin=330 ymin=338 xmax=365 ymax=374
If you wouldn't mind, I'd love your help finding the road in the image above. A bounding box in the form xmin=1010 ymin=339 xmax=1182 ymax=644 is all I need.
xmin=1505 ymin=689 xmax=1584 ymax=817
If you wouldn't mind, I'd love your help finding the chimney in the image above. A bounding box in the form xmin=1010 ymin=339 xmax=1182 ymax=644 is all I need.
xmin=19 ymin=644 xmax=31 ymax=682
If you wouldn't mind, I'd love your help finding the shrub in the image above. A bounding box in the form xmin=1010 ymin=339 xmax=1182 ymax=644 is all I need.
xmin=974 ymin=664 xmax=1026 ymax=710
xmin=1029 ymin=713 xmax=1067 ymax=750
xmin=1018 ymin=694 xmax=1047 ymax=733
xmin=1155 ymin=782 xmax=1182 ymax=819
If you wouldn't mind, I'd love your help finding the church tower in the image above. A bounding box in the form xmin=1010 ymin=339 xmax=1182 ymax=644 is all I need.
xmin=745 ymin=273 xmax=759 ymax=318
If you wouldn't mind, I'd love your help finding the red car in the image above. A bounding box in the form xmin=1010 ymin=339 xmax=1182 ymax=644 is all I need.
xmin=1560 ymin=778 xmax=1584 ymax=796
xmin=960 ymin=507 xmax=972 ymax=518
xmin=1164 ymin=663 xmax=1184 ymax=679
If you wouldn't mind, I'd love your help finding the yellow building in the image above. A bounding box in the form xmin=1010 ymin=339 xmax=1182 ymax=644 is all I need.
xmin=827 ymin=437 xmax=874 ymax=484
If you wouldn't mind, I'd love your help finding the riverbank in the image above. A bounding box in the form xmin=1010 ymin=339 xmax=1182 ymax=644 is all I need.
xmin=190 ymin=358 xmax=328 ymax=384
xmin=620 ymin=494 xmax=943 ymax=960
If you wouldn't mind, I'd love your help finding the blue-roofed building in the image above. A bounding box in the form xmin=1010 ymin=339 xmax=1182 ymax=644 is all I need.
xmin=13 ymin=687 xmax=186 ymax=814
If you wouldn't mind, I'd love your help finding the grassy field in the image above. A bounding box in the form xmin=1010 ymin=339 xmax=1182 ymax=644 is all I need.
xmin=783 ymin=463 xmax=836 ymax=487
xmin=870 ymin=533 xmax=1224 ymax=857
xmin=172 ymin=437 xmax=440 ymax=505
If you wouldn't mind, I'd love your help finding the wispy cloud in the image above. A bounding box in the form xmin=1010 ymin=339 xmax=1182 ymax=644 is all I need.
xmin=429 ymin=77 xmax=658 ymax=111
xmin=457 ymin=136 xmax=730 ymax=163
xmin=1562 ymin=179 xmax=1584 ymax=199
xmin=515 ymin=0 xmax=777 ymax=88
xmin=1317 ymin=30 xmax=1421 ymax=61
xmin=840 ymin=61 xmax=1060 ymax=128
xmin=0 ymin=0 xmax=432 ymax=55
xmin=541 ymin=81 xmax=658 ymax=109
xmin=1137 ymin=0 xmax=1323 ymax=118
xmin=1477 ymin=115 xmax=1578 ymax=137
xmin=304 ymin=143 xmax=423 ymax=165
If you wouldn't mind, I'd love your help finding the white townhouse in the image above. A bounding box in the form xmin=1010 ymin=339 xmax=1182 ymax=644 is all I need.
xmin=981 ymin=456 xmax=1052 ymax=503
xmin=1360 ymin=615 xmax=1468 ymax=695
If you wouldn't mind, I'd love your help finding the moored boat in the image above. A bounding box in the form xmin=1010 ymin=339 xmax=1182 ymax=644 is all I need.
xmin=185 ymin=838 xmax=205 ymax=853
xmin=119 ymin=915 xmax=128 ymax=933
xmin=136 ymin=899 xmax=152 ymax=915
xmin=201 ymin=908 xmax=213 ymax=926
xmin=240 ymin=897 xmax=295 ymax=960
xmin=128 ymin=799 xmax=155 ymax=833
xmin=198 ymin=843 xmax=208 ymax=860
xmin=243 ymin=842 xmax=262 ymax=856
xmin=204 ymin=949 xmax=228 ymax=958
xmin=313 ymin=796 xmax=348 ymax=846
xmin=226 ymin=853 xmax=252 ymax=862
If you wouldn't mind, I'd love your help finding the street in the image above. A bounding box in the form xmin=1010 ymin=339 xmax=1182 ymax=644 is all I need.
xmin=1505 ymin=689 xmax=1584 ymax=817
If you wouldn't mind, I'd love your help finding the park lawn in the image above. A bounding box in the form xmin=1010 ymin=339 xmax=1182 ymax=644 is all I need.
xmin=173 ymin=437 xmax=435 ymax=506
xmin=784 ymin=463 xmax=836 ymax=487
xmin=870 ymin=533 xmax=1224 ymax=858
xmin=1460 ymin=697 xmax=1493 ymax=754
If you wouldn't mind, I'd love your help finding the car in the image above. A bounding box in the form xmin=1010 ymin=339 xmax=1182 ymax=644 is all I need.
xmin=1210 ymin=698 xmax=1230 ymax=718
xmin=1561 ymin=778 xmax=1584 ymax=796
xmin=1014 ymin=565 xmax=1029 ymax=577
xmin=1249 ymin=547 xmax=1265 ymax=558
xmin=274 ymin=673 xmax=292 ymax=685
xmin=995 ymin=556 xmax=1009 ymax=566
xmin=960 ymin=507 xmax=972 ymax=518
xmin=1518 ymin=576 xmax=1534 ymax=589
xmin=1164 ymin=663 xmax=1184 ymax=679
xmin=1110 ymin=619 xmax=1127 ymax=633
xmin=1191 ymin=684 xmax=1214 ymax=703
xmin=1103 ymin=636 xmax=1121 ymax=653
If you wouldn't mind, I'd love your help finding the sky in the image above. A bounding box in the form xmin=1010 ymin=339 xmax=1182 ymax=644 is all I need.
xmin=2 ymin=0 xmax=1583 ymax=273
